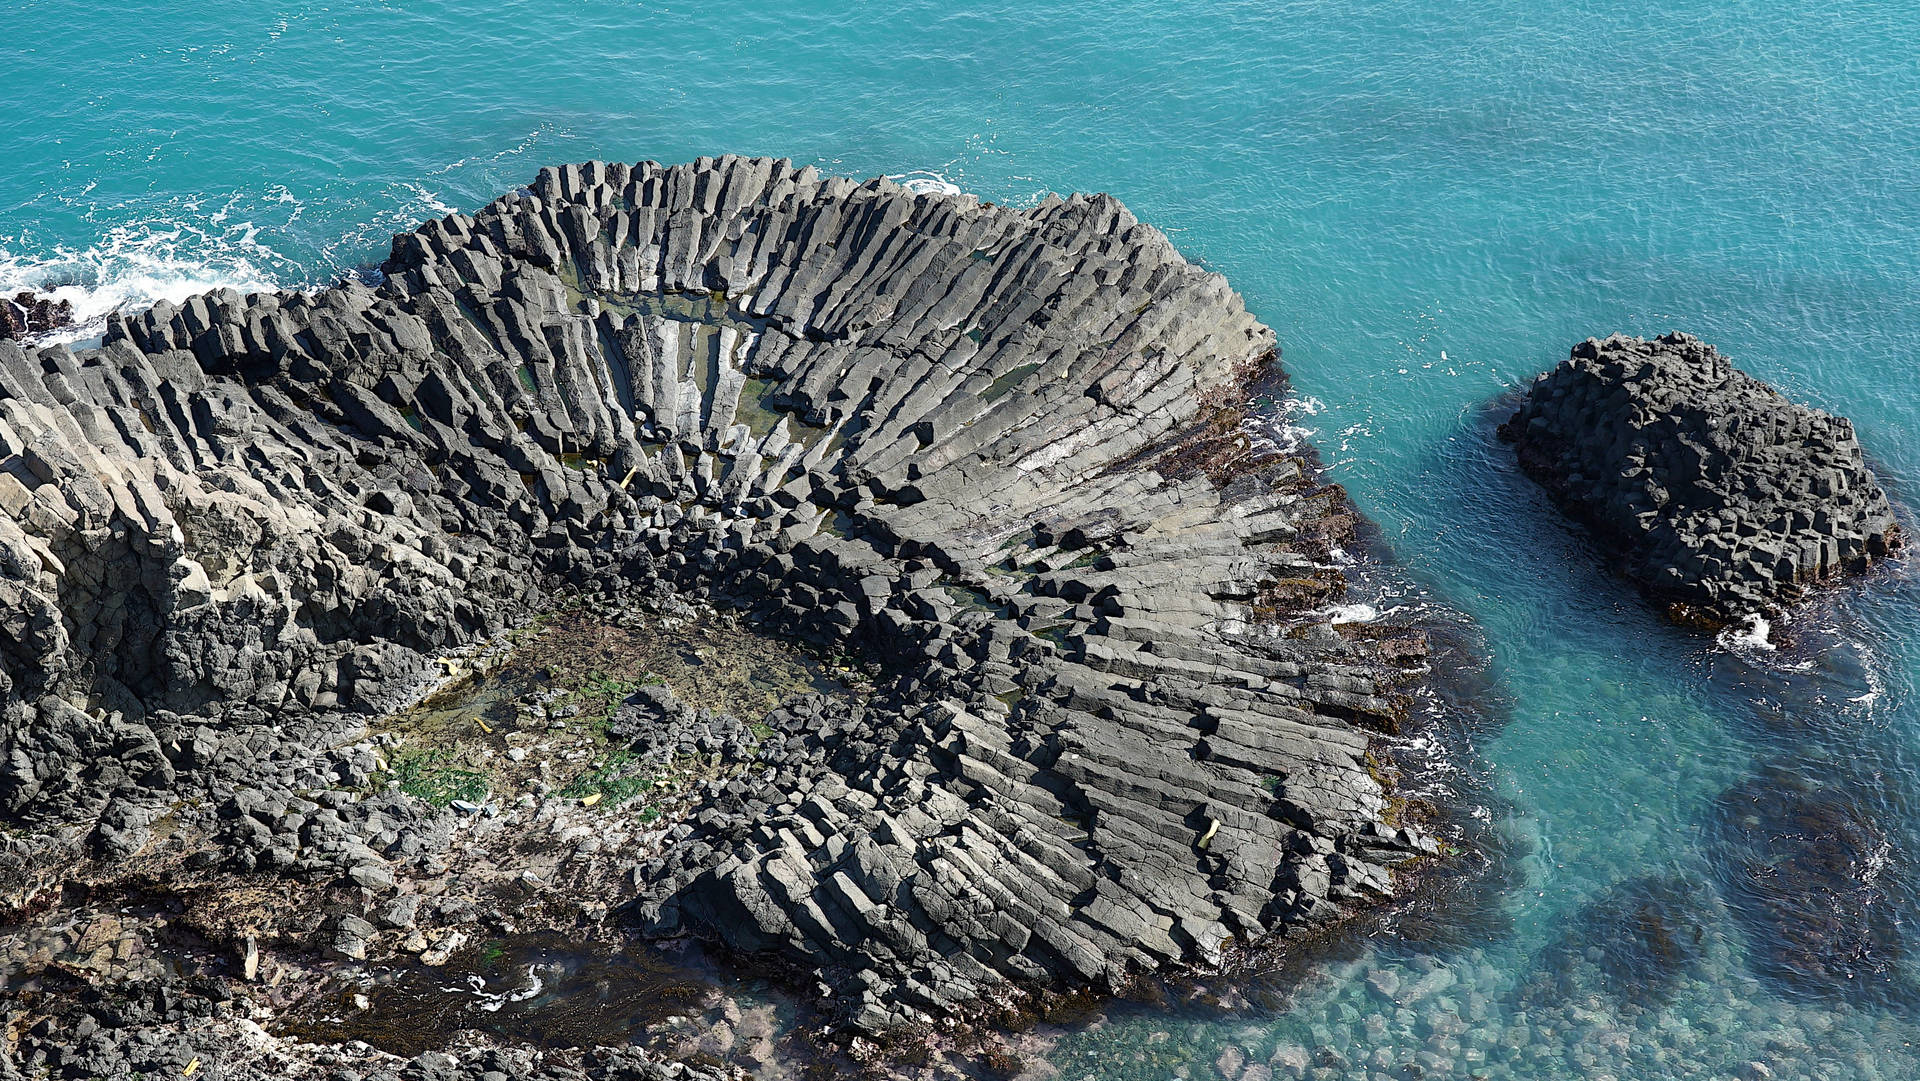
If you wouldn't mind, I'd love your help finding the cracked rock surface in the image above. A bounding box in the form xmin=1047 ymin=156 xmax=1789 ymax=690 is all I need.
xmin=0 ymin=156 xmax=1444 ymax=1074
xmin=1501 ymin=331 xmax=1902 ymax=630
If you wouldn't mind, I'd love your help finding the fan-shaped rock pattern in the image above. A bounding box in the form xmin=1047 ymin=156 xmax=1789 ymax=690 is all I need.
xmin=0 ymin=156 xmax=1438 ymax=1035
xmin=1501 ymin=332 xmax=1901 ymax=628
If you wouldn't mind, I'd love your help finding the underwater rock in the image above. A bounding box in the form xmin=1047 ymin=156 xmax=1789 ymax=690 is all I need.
xmin=1501 ymin=331 xmax=1901 ymax=631
xmin=1524 ymin=872 xmax=1719 ymax=1006
xmin=0 ymin=156 xmax=1449 ymax=1069
xmin=1709 ymin=763 xmax=1905 ymax=998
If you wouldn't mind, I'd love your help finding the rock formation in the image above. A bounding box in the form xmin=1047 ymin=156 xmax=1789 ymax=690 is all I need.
xmin=1710 ymin=763 xmax=1905 ymax=1000
xmin=0 ymin=288 xmax=75 ymax=341
xmin=0 ymin=156 xmax=1443 ymax=1074
xmin=1501 ymin=332 xmax=1901 ymax=630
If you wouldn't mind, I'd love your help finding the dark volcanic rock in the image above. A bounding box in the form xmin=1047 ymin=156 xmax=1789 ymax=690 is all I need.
xmin=0 ymin=156 xmax=1448 ymax=1067
xmin=1709 ymin=763 xmax=1904 ymax=999
xmin=0 ymin=289 xmax=75 ymax=341
xmin=1501 ymin=332 xmax=1901 ymax=630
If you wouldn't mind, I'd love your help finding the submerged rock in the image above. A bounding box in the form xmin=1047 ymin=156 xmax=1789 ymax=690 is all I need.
xmin=1500 ymin=332 xmax=1901 ymax=631
xmin=0 ymin=156 xmax=1451 ymax=1071
xmin=1709 ymin=763 xmax=1906 ymax=999
xmin=1524 ymin=872 xmax=1719 ymax=1007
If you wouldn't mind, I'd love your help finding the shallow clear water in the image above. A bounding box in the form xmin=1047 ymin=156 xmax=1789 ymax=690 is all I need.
xmin=11 ymin=2 xmax=1920 ymax=1077
xmin=287 ymin=933 xmax=723 ymax=1057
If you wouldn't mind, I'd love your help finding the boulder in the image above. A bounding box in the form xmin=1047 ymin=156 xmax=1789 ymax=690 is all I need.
xmin=1501 ymin=332 xmax=1900 ymax=631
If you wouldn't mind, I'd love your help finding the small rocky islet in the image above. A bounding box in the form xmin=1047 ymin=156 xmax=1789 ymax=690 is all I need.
xmin=0 ymin=157 xmax=1454 ymax=1079
xmin=1500 ymin=330 xmax=1902 ymax=634
xmin=1498 ymin=332 xmax=1912 ymax=1013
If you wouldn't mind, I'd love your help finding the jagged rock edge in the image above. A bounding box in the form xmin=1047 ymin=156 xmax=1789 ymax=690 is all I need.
xmin=0 ymin=155 xmax=1442 ymax=1050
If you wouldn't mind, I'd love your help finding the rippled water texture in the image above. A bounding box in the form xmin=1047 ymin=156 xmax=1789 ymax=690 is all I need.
xmin=11 ymin=1 xmax=1920 ymax=1077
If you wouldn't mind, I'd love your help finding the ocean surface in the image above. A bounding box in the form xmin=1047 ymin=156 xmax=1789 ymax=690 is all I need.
xmin=10 ymin=1 xmax=1920 ymax=1077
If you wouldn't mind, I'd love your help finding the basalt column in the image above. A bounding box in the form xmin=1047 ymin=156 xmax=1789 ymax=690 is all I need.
xmin=0 ymin=156 xmax=1440 ymax=1037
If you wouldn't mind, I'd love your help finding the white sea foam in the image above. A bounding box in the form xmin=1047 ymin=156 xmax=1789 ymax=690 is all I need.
xmin=1323 ymin=603 xmax=1379 ymax=625
xmin=1848 ymin=640 xmax=1886 ymax=707
xmin=0 ymin=176 xmax=487 ymax=348
xmin=467 ymin=966 xmax=546 ymax=1013
xmin=429 ymin=125 xmax=563 ymax=179
xmin=1861 ymin=836 xmax=1893 ymax=888
xmin=1255 ymin=393 xmax=1323 ymax=455
xmin=315 ymin=178 xmax=477 ymax=277
xmin=885 ymin=170 xmax=965 ymax=196
xmin=1716 ymin=614 xmax=1775 ymax=652
xmin=0 ymin=213 xmax=291 ymax=347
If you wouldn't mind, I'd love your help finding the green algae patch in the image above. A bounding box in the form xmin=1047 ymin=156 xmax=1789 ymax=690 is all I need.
xmin=942 ymin=581 xmax=1014 ymax=620
xmin=555 ymin=749 xmax=659 ymax=805
xmin=388 ymin=748 xmax=489 ymax=807
xmin=368 ymin=604 xmax=856 ymax=814
xmin=734 ymin=376 xmax=790 ymax=439
xmin=556 ymin=262 xmax=590 ymax=312
xmin=558 ymin=671 xmax=665 ymax=733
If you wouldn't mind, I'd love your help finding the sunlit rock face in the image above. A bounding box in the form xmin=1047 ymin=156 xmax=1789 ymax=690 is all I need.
xmin=1502 ymin=331 xmax=1901 ymax=632
xmin=0 ymin=156 xmax=1437 ymax=1044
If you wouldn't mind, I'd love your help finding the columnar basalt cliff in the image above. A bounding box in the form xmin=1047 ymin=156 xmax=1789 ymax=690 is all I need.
xmin=1501 ymin=332 xmax=1901 ymax=630
xmin=0 ymin=157 xmax=1442 ymax=1076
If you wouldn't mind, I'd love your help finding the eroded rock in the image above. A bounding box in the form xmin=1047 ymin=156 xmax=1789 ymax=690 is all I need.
xmin=0 ymin=156 xmax=1452 ymax=1072
xmin=0 ymin=289 xmax=74 ymax=342
xmin=1501 ymin=332 xmax=1901 ymax=630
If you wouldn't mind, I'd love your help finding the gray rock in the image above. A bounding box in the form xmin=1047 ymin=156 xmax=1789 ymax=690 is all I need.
xmin=328 ymin=914 xmax=376 ymax=960
xmin=347 ymin=861 xmax=397 ymax=892
xmin=1502 ymin=332 xmax=1901 ymax=630
xmin=374 ymin=893 xmax=422 ymax=930
xmin=0 ymin=156 xmax=1452 ymax=1050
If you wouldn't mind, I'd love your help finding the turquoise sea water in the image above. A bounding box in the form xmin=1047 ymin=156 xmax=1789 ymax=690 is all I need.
xmin=10 ymin=2 xmax=1920 ymax=1077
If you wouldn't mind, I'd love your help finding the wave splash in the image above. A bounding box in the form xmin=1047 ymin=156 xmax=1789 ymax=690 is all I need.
xmin=884 ymin=170 xmax=965 ymax=196
xmin=0 ymin=176 xmax=486 ymax=348
xmin=1717 ymin=613 xmax=1776 ymax=652
xmin=0 ymin=214 xmax=291 ymax=347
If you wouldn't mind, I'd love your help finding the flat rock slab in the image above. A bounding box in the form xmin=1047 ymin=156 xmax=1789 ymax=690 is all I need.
xmin=1501 ymin=331 xmax=1901 ymax=630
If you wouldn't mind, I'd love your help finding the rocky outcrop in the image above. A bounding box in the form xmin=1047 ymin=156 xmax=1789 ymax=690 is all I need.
xmin=0 ymin=289 xmax=74 ymax=342
xmin=1501 ymin=332 xmax=1901 ymax=629
xmin=0 ymin=156 xmax=1442 ymax=1059
xmin=8 ymin=993 xmax=735 ymax=1081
